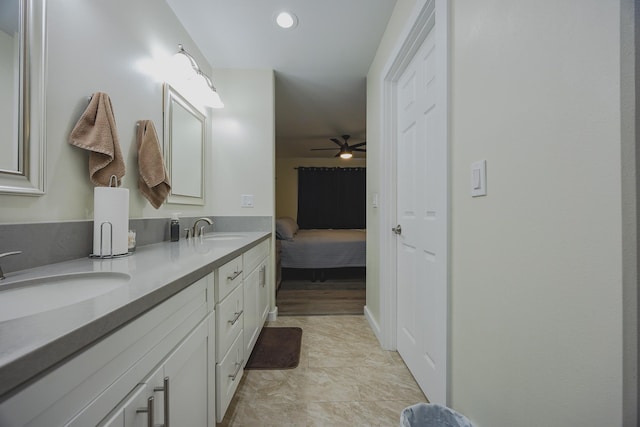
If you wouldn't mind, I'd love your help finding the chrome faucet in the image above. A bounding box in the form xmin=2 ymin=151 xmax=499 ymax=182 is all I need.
xmin=0 ymin=251 xmax=22 ymax=280
xmin=192 ymin=217 xmax=213 ymax=238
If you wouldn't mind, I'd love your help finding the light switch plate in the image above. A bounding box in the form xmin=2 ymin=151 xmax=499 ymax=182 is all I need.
xmin=471 ymin=160 xmax=487 ymax=197
xmin=241 ymin=194 xmax=254 ymax=208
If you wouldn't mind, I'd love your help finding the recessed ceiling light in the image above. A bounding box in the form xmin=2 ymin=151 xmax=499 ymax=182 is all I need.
xmin=276 ymin=11 xmax=298 ymax=29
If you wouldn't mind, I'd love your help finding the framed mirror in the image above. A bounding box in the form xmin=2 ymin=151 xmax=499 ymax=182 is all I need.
xmin=163 ymin=83 xmax=206 ymax=205
xmin=0 ymin=0 xmax=46 ymax=195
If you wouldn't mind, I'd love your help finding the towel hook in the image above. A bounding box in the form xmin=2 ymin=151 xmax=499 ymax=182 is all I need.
xmin=109 ymin=175 xmax=118 ymax=188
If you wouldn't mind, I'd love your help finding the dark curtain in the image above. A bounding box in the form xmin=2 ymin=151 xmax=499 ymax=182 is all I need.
xmin=297 ymin=167 xmax=366 ymax=229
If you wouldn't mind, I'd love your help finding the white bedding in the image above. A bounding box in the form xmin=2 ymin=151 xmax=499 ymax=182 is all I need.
xmin=280 ymin=229 xmax=366 ymax=269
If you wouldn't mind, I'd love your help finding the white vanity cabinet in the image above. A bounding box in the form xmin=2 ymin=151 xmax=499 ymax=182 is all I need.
xmin=213 ymin=237 xmax=271 ymax=422
xmin=0 ymin=234 xmax=272 ymax=427
xmin=0 ymin=274 xmax=216 ymax=427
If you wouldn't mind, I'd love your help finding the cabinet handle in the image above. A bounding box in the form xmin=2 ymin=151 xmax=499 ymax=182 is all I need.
xmin=136 ymin=396 xmax=154 ymax=427
xmin=228 ymin=360 xmax=244 ymax=381
xmin=259 ymin=265 xmax=266 ymax=287
xmin=227 ymin=269 xmax=242 ymax=281
xmin=228 ymin=310 xmax=243 ymax=325
xmin=153 ymin=377 xmax=170 ymax=427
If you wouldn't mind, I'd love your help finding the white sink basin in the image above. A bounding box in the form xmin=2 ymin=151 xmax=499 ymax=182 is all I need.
xmin=203 ymin=234 xmax=246 ymax=241
xmin=0 ymin=272 xmax=131 ymax=322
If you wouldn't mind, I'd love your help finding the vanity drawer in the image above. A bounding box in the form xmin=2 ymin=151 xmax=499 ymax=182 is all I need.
xmin=216 ymin=332 xmax=244 ymax=423
xmin=243 ymin=239 xmax=269 ymax=277
xmin=216 ymin=283 xmax=244 ymax=360
xmin=216 ymin=255 xmax=243 ymax=302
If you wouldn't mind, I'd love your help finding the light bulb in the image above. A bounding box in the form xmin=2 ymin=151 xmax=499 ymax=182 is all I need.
xmin=276 ymin=11 xmax=298 ymax=29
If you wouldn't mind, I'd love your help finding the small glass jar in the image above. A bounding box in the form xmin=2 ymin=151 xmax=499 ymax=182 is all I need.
xmin=128 ymin=230 xmax=137 ymax=252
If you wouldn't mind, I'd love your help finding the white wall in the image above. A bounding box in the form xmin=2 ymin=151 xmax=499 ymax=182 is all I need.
xmin=211 ymin=69 xmax=275 ymax=217
xmin=368 ymin=0 xmax=625 ymax=426
xmin=276 ymin=157 xmax=366 ymax=220
xmin=365 ymin=0 xmax=418 ymax=326
xmin=0 ymin=0 xmax=274 ymax=224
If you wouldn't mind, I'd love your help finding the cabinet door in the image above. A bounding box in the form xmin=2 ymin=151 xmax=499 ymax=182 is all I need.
xmin=122 ymin=384 xmax=153 ymax=427
xmin=160 ymin=314 xmax=211 ymax=427
xmin=99 ymin=410 xmax=124 ymax=427
xmin=99 ymin=408 xmax=124 ymax=427
xmin=258 ymin=262 xmax=269 ymax=324
xmin=243 ymin=265 xmax=259 ymax=356
xmin=98 ymin=384 xmax=153 ymax=427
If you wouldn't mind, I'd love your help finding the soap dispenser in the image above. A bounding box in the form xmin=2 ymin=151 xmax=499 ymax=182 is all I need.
xmin=170 ymin=213 xmax=181 ymax=242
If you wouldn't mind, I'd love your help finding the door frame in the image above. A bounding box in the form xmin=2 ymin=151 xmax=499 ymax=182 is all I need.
xmin=378 ymin=0 xmax=451 ymax=402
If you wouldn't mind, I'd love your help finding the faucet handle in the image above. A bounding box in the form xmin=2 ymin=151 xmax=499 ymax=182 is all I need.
xmin=185 ymin=228 xmax=192 ymax=239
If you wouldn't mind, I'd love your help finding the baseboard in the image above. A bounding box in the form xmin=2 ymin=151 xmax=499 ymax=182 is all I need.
xmin=267 ymin=306 xmax=278 ymax=321
xmin=364 ymin=305 xmax=382 ymax=344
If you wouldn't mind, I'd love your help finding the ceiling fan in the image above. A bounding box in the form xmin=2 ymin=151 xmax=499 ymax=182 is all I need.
xmin=310 ymin=134 xmax=366 ymax=159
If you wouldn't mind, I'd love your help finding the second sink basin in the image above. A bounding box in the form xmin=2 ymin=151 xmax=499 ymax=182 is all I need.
xmin=0 ymin=272 xmax=131 ymax=322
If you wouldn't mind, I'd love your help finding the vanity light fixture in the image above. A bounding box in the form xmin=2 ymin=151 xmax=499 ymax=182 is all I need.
xmin=174 ymin=44 xmax=224 ymax=108
xmin=276 ymin=11 xmax=298 ymax=29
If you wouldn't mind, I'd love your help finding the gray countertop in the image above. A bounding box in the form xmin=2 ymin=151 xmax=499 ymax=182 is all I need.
xmin=0 ymin=231 xmax=270 ymax=400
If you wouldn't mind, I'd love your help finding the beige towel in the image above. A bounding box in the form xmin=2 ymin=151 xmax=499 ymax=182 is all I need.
xmin=69 ymin=92 xmax=125 ymax=186
xmin=137 ymin=120 xmax=171 ymax=209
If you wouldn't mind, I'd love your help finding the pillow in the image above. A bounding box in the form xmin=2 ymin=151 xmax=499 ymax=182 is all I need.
xmin=275 ymin=217 xmax=299 ymax=240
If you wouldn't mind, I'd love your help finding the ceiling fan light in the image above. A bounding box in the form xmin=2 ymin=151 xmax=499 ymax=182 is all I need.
xmin=340 ymin=151 xmax=353 ymax=159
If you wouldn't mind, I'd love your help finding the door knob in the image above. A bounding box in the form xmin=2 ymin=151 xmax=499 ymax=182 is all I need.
xmin=392 ymin=225 xmax=402 ymax=235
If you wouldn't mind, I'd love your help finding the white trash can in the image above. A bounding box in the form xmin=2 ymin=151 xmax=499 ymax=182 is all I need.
xmin=400 ymin=403 xmax=474 ymax=427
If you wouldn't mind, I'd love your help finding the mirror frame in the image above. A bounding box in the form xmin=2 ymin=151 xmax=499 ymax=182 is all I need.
xmin=0 ymin=0 xmax=46 ymax=196
xmin=163 ymin=83 xmax=206 ymax=206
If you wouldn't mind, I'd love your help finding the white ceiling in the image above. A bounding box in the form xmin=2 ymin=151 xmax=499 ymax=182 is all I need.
xmin=165 ymin=0 xmax=397 ymax=159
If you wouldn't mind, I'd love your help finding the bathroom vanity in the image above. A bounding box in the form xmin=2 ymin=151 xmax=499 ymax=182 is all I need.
xmin=0 ymin=232 xmax=271 ymax=427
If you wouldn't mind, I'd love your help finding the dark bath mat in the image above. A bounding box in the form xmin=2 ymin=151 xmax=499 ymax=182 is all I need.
xmin=245 ymin=327 xmax=303 ymax=370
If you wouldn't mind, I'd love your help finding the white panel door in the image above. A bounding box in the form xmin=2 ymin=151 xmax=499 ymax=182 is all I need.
xmin=395 ymin=25 xmax=448 ymax=404
xmin=163 ymin=317 xmax=209 ymax=427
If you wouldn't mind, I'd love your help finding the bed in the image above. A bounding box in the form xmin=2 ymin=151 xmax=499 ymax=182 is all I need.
xmin=275 ymin=217 xmax=366 ymax=270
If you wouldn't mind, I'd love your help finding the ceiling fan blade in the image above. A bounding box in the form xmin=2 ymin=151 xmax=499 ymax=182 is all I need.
xmin=310 ymin=148 xmax=340 ymax=151
xmin=351 ymin=142 xmax=366 ymax=148
xmin=353 ymin=148 xmax=366 ymax=152
xmin=334 ymin=152 xmax=341 ymax=158
xmin=330 ymin=138 xmax=343 ymax=147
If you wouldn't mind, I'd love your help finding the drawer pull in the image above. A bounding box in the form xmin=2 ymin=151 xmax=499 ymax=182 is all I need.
xmin=229 ymin=360 xmax=244 ymax=380
xmin=259 ymin=265 xmax=266 ymax=287
xmin=154 ymin=376 xmax=170 ymax=427
xmin=227 ymin=269 xmax=242 ymax=281
xmin=228 ymin=310 xmax=243 ymax=325
xmin=136 ymin=396 xmax=154 ymax=427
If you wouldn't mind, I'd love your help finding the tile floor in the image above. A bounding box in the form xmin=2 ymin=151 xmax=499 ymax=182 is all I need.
xmin=218 ymin=315 xmax=427 ymax=426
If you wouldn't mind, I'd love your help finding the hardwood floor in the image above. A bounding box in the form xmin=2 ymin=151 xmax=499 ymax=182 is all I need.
xmin=276 ymin=268 xmax=365 ymax=316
